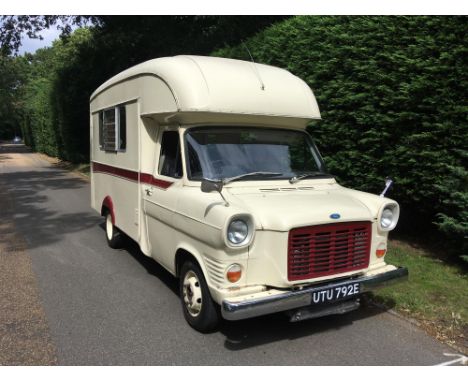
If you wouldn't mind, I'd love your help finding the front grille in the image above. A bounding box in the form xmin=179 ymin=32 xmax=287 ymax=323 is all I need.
xmin=288 ymin=221 xmax=371 ymax=281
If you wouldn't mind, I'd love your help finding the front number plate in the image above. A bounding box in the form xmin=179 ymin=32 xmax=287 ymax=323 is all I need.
xmin=311 ymin=282 xmax=361 ymax=305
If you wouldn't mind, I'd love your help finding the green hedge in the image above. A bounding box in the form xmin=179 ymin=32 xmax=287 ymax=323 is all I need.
xmin=214 ymin=16 xmax=467 ymax=260
xmin=17 ymin=17 xmax=287 ymax=163
xmin=19 ymin=29 xmax=93 ymax=161
xmin=17 ymin=16 xmax=467 ymax=260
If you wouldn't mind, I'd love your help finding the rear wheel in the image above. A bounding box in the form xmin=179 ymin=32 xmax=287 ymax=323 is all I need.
xmin=105 ymin=210 xmax=123 ymax=249
xmin=179 ymin=260 xmax=220 ymax=332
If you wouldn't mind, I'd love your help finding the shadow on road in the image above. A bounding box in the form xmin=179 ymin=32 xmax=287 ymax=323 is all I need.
xmin=0 ymin=155 xmax=13 ymax=163
xmin=109 ymin=228 xmax=396 ymax=351
xmin=1 ymin=144 xmax=397 ymax=352
xmin=219 ymin=298 xmax=394 ymax=351
xmin=0 ymin=143 xmax=31 ymax=154
xmin=116 ymin=232 xmax=180 ymax=296
xmin=0 ymin=167 xmax=99 ymax=251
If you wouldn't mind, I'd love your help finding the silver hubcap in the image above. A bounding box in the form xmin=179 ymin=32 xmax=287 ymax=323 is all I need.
xmin=183 ymin=270 xmax=202 ymax=317
xmin=106 ymin=214 xmax=113 ymax=241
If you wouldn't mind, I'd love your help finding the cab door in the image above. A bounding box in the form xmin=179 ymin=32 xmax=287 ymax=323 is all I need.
xmin=142 ymin=128 xmax=183 ymax=272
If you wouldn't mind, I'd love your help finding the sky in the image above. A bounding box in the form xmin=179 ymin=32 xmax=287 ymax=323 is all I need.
xmin=18 ymin=25 xmax=65 ymax=55
xmin=10 ymin=0 xmax=467 ymax=55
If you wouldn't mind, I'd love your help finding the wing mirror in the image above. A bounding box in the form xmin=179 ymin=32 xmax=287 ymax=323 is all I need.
xmin=201 ymin=179 xmax=230 ymax=206
xmin=380 ymin=177 xmax=393 ymax=198
xmin=201 ymin=179 xmax=223 ymax=193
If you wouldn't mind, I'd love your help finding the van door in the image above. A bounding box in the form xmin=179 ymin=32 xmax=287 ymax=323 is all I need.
xmin=142 ymin=128 xmax=183 ymax=272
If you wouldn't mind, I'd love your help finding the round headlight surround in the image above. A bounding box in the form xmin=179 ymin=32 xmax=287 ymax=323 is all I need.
xmin=225 ymin=214 xmax=254 ymax=248
xmin=379 ymin=203 xmax=399 ymax=231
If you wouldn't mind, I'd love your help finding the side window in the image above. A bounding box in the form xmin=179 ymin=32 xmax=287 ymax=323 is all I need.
xmin=98 ymin=105 xmax=126 ymax=152
xmin=119 ymin=106 xmax=126 ymax=150
xmin=158 ymin=131 xmax=182 ymax=178
xmin=289 ymin=134 xmax=317 ymax=172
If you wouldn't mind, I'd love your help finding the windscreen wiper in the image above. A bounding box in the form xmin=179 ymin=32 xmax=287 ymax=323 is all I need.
xmin=223 ymin=172 xmax=283 ymax=185
xmin=289 ymin=171 xmax=333 ymax=184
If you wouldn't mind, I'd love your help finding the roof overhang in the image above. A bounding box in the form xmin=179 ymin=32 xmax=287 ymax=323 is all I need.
xmin=141 ymin=111 xmax=319 ymax=130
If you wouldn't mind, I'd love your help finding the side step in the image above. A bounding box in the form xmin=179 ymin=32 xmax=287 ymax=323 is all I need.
xmin=287 ymin=299 xmax=361 ymax=322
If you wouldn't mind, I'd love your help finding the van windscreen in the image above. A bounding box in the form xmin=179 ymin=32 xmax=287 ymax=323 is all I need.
xmin=185 ymin=127 xmax=328 ymax=182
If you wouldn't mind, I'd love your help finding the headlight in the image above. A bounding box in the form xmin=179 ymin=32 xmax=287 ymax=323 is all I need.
xmin=381 ymin=209 xmax=394 ymax=228
xmin=379 ymin=204 xmax=399 ymax=231
xmin=227 ymin=219 xmax=249 ymax=245
xmin=225 ymin=215 xmax=254 ymax=247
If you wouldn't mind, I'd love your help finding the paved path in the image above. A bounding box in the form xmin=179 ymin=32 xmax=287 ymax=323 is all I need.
xmin=0 ymin=144 xmax=459 ymax=365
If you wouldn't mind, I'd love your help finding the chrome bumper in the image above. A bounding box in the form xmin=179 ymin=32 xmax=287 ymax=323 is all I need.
xmin=221 ymin=266 xmax=408 ymax=321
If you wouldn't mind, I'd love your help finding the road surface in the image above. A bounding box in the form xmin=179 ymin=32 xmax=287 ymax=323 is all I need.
xmin=0 ymin=144 xmax=459 ymax=365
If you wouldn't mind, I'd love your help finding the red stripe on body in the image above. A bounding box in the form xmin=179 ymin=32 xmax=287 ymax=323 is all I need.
xmin=92 ymin=162 xmax=139 ymax=181
xmin=139 ymin=173 xmax=173 ymax=189
xmin=92 ymin=162 xmax=173 ymax=189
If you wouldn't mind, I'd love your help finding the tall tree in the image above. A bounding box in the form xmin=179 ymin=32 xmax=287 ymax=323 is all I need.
xmin=8 ymin=16 xmax=287 ymax=158
xmin=0 ymin=15 xmax=99 ymax=56
xmin=0 ymin=15 xmax=287 ymax=57
xmin=0 ymin=55 xmax=27 ymax=138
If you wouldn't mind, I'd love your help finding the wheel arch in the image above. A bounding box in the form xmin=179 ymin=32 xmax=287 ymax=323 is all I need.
xmin=101 ymin=195 xmax=115 ymax=225
xmin=174 ymin=243 xmax=224 ymax=305
xmin=176 ymin=245 xmax=221 ymax=332
xmin=175 ymin=246 xmax=204 ymax=278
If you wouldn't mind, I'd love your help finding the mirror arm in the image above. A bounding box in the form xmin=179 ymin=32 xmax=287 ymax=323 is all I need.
xmin=217 ymin=190 xmax=230 ymax=207
xmin=201 ymin=179 xmax=230 ymax=207
xmin=380 ymin=177 xmax=393 ymax=198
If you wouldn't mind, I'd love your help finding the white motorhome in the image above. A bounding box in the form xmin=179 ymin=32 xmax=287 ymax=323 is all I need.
xmin=90 ymin=55 xmax=407 ymax=332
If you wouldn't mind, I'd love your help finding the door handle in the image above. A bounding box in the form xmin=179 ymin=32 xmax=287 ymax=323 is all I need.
xmin=145 ymin=187 xmax=153 ymax=196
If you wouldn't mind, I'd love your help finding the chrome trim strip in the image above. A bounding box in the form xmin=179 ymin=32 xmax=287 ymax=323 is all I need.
xmin=221 ymin=267 xmax=408 ymax=321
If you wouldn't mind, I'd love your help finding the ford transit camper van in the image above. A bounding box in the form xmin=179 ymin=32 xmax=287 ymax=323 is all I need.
xmin=90 ymin=56 xmax=407 ymax=332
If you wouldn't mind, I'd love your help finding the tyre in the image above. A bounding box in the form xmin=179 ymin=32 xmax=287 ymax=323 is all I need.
xmin=179 ymin=260 xmax=220 ymax=332
xmin=104 ymin=210 xmax=124 ymax=249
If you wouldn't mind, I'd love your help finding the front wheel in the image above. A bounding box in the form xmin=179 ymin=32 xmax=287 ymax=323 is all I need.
xmin=179 ymin=260 xmax=220 ymax=333
xmin=104 ymin=210 xmax=123 ymax=249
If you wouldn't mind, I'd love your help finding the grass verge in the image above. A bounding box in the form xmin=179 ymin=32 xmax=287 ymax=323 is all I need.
xmin=57 ymin=162 xmax=90 ymax=177
xmin=36 ymin=153 xmax=90 ymax=177
xmin=372 ymin=239 xmax=467 ymax=353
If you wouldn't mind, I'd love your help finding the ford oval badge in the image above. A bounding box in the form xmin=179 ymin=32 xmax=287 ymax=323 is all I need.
xmin=330 ymin=213 xmax=341 ymax=219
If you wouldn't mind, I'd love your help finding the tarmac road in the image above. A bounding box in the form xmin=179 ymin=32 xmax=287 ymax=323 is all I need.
xmin=0 ymin=143 xmax=460 ymax=365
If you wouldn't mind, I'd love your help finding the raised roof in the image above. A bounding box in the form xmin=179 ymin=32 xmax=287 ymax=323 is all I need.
xmin=90 ymin=55 xmax=321 ymax=121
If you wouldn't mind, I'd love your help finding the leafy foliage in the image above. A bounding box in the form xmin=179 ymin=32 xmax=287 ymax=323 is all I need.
xmin=435 ymin=156 xmax=468 ymax=261
xmin=0 ymin=16 xmax=99 ymax=56
xmin=215 ymin=16 xmax=467 ymax=260
xmin=0 ymin=56 xmax=26 ymax=138
xmin=8 ymin=16 xmax=285 ymax=161
xmin=4 ymin=16 xmax=467 ymax=260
